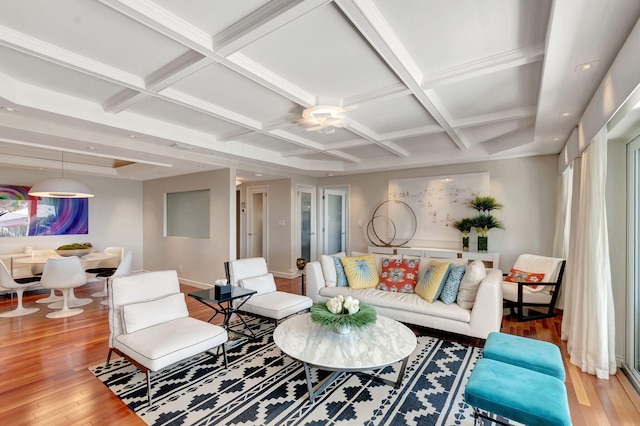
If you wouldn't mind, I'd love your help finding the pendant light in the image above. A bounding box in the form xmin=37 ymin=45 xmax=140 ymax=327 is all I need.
xmin=28 ymin=152 xmax=94 ymax=198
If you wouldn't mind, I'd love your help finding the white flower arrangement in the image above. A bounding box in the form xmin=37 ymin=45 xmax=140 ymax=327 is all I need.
xmin=311 ymin=295 xmax=376 ymax=330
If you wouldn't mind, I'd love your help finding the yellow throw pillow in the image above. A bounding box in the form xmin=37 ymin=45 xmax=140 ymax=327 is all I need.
xmin=341 ymin=254 xmax=379 ymax=289
xmin=415 ymin=260 xmax=451 ymax=302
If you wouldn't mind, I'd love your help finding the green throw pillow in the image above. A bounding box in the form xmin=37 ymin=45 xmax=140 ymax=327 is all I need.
xmin=415 ymin=260 xmax=451 ymax=303
xmin=341 ymin=254 xmax=379 ymax=289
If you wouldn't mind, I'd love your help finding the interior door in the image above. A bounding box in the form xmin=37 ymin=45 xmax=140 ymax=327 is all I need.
xmin=297 ymin=185 xmax=316 ymax=262
xmin=323 ymin=188 xmax=347 ymax=255
xmin=247 ymin=186 xmax=267 ymax=260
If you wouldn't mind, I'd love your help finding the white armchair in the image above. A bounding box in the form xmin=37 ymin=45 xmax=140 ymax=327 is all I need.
xmin=107 ymin=270 xmax=228 ymax=406
xmin=502 ymin=254 xmax=566 ymax=321
xmin=226 ymin=257 xmax=312 ymax=324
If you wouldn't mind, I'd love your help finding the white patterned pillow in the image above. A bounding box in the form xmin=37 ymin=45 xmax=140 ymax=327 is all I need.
xmin=320 ymin=252 xmax=345 ymax=287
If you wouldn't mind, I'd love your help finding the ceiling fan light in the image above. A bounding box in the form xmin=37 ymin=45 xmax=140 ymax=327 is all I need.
xmin=28 ymin=178 xmax=94 ymax=198
xmin=299 ymin=105 xmax=348 ymax=133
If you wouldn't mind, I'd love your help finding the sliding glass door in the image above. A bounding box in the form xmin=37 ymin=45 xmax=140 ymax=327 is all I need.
xmin=626 ymin=136 xmax=640 ymax=390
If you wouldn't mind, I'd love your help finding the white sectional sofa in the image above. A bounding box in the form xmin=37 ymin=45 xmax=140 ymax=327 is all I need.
xmin=305 ymin=253 xmax=504 ymax=339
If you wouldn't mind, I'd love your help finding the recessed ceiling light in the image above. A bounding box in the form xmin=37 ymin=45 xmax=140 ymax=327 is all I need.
xmin=86 ymin=146 xmax=98 ymax=150
xmin=2 ymin=106 xmax=18 ymax=112
xmin=128 ymin=134 xmax=138 ymax=139
xmin=576 ymin=61 xmax=598 ymax=72
xmin=561 ymin=112 xmax=571 ymax=117
xmin=553 ymin=137 xmax=561 ymax=141
xmin=170 ymin=143 xmax=194 ymax=151
xmin=254 ymin=173 xmax=263 ymax=177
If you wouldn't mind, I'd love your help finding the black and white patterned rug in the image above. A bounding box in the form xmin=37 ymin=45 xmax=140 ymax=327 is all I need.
xmin=90 ymin=319 xmax=507 ymax=425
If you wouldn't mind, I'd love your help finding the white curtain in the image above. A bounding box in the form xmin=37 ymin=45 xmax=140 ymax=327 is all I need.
xmin=552 ymin=163 xmax=573 ymax=309
xmin=561 ymin=127 xmax=616 ymax=379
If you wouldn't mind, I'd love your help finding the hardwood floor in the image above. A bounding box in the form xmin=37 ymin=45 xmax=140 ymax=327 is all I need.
xmin=1 ymin=277 xmax=638 ymax=425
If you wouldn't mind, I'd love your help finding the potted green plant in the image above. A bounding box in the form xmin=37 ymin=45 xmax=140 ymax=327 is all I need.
xmin=468 ymin=196 xmax=505 ymax=251
xmin=453 ymin=217 xmax=474 ymax=251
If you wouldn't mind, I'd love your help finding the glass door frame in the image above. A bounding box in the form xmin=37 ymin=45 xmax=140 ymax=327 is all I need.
xmin=625 ymin=136 xmax=640 ymax=391
xmin=296 ymin=185 xmax=316 ymax=263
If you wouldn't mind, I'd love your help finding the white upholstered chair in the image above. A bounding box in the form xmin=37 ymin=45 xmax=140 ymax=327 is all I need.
xmin=107 ymin=270 xmax=228 ymax=406
xmin=0 ymin=262 xmax=41 ymax=317
xmin=226 ymin=257 xmax=312 ymax=324
xmin=502 ymin=254 xmax=566 ymax=322
xmin=40 ymin=256 xmax=88 ymax=318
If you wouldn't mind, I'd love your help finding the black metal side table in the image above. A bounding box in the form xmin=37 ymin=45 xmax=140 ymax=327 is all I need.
xmin=188 ymin=286 xmax=258 ymax=339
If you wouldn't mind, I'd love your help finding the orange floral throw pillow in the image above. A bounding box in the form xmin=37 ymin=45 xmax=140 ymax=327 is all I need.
xmin=504 ymin=268 xmax=545 ymax=290
xmin=377 ymin=258 xmax=420 ymax=293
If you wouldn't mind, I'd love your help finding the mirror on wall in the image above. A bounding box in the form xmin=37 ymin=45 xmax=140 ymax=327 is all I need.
xmin=165 ymin=189 xmax=210 ymax=239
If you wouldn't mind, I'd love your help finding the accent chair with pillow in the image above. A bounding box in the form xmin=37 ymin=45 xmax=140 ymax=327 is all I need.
xmin=226 ymin=257 xmax=313 ymax=324
xmin=107 ymin=270 xmax=228 ymax=406
xmin=502 ymin=254 xmax=566 ymax=321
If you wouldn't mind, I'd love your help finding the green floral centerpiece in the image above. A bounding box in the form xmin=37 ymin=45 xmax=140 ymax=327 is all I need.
xmin=311 ymin=295 xmax=377 ymax=334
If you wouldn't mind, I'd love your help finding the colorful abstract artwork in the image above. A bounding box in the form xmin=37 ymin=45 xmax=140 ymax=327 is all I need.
xmin=0 ymin=185 xmax=88 ymax=237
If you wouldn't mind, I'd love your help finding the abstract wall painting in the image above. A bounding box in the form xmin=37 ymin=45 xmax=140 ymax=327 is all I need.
xmin=0 ymin=185 xmax=88 ymax=237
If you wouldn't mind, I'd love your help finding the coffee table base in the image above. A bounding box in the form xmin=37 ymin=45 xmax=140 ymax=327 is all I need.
xmin=303 ymin=356 xmax=410 ymax=402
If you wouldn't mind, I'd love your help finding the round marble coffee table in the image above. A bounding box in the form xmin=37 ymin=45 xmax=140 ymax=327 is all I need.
xmin=273 ymin=313 xmax=417 ymax=402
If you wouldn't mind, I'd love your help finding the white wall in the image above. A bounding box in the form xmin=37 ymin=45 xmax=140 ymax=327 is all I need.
xmin=143 ymin=168 xmax=233 ymax=287
xmin=317 ymin=155 xmax=559 ymax=271
xmin=0 ymin=167 xmax=144 ymax=271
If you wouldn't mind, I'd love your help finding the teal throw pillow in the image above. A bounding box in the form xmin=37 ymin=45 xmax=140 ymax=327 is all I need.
xmin=439 ymin=264 xmax=466 ymax=304
xmin=333 ymin=256 xmax=348 ymax=287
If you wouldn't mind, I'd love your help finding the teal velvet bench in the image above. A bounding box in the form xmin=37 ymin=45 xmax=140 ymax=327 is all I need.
xmin=464 ymin=332 xmax=570 ymax=425
xmin=482 ymin=332 xmax=565 ymax=380
xmin=465 ymin=358 xmax=571 ymax=426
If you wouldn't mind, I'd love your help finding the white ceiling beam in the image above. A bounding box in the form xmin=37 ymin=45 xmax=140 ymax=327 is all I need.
xmin=346 ymin=121 xmax=410 ymax=157
xmin=102 ymin=88 xmax=147 ymax=114
xmin=342 ymin=82 xmax=411 ymax=108
xmin=0 ymin=25 xmax=143 ymax=89
xmin=217 ymin=128 xmax=255 ymax=142
xmin=145 ymin=50 xmax=212 ymax=91
xmin=454 ymin=106 xmax=537 ymax=128
xmin=99 ymin=0 xmax=318 ymax=108
xmin=335 ymin=0 xmax=471 ymax=150
xmin=213 ymin=0 xmax=331 ymax=56
xmin=98 ymin=0 xmax=212 ymax=52
xmin=482 ymin=127 xmax=535 ymax=155
xmin=380 ymin=124 xmax=444 ymax=141
xmin=422 ymin=43 xmax=545 ymax=89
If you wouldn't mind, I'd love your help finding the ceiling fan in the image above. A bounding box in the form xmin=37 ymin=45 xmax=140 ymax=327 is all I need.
xmin=296 ymin=105 xmax=349 ymax=134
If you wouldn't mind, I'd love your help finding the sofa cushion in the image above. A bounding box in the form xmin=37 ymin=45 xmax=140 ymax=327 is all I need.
xmin=239 ymin=273 xmax=277 ymax=295
xmin=341 ymin=254 xmax=379 ymax=289
xmin=439 ymin=264 xmax=466 ymax=304
xmin=320 ymin=252 xmax=346 ymax=287
xmin=418 ymin=257 xmax=468 ymax=284
xmin=456 ymin=260 xmax=487 ymax=309
xmin=415 ymin=260 xmax=451 ymax=302
xmin=319 ymin=286 xmax=472 ymax=323
xmin=114 ymin=316 xmax=227 ymax=371
xmin=242 ymin=291 xmax=313 ymax=320
xmin=504 ymin=268 xmax=546 ymax=290
xmin=122 ymin=292 xmax=188 ymax=334
xmin=333 ymin=256 xmax=348 ymax=287
xmin=377 ymin=257 xmax=420 ymax=293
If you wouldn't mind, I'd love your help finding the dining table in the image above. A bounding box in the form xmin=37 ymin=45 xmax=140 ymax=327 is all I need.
xmin=14 ymin=252 xmax=115 ymax=270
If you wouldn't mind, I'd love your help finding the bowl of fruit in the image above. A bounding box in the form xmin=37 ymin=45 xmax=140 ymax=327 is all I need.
xmin=56 ymin=243 xmax=93 ymax=257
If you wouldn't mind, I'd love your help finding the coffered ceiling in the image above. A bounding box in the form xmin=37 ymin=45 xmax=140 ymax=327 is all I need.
xmin=0 ymin=0 xmax=639 ymax=181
